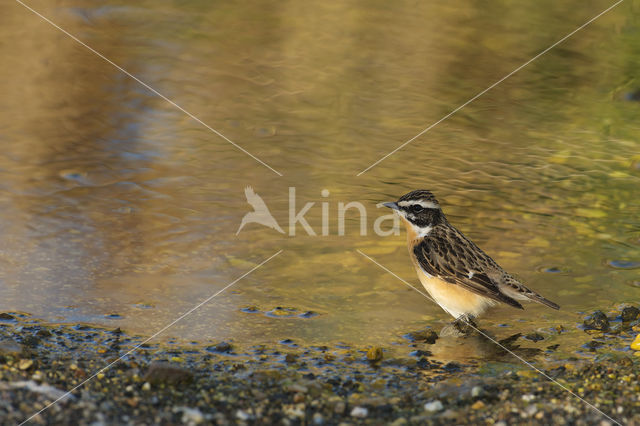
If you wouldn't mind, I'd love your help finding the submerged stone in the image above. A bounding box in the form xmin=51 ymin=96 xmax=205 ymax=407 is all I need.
xmin=366 ymin=347 xmax=383 ymax=363
xmin=621 ymin=307 xmax=640 ymax=322
xmin=405 ymin=329 xmax=438 ymax=344
xmin=523 ymin=333 xmax=544 ymax=342
xmin=583 ymin=311 xmax=609 ymax=331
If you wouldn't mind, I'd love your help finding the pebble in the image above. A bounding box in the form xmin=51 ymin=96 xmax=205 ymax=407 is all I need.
xmin=236 ymin=409 xmax=251 ymax=421
xmin=524 ymin=404 xmax=538 ymax=416
xmin=143 ymin=362 xmax=194 ymax=385
xmin=621 ymin=307 xmax=640 ymax=322
xmin=334 ymin=401 xmax=346 ymax=414
xmin=471 ymin=401 xmax=485 ymax=410
xmin=214 ymin=342 xmax=232 ymax=353
xmin=424 ymin=400 xmax=443 ymax=412
xmin=285 ymin=353 xmax=297 ymax=363
xmin=584 ymin=311 xmax=609 ymax=331
xmin=406 ymin=329 xmax=438 ymax=344
xmin=286 ymin=384 xmax=308 ymax=393
xmin=350 ymin=406 xmax=368 ymax=418
xmin=0 ymin=313 xmax=15 ymax=321
xmin=312 ymin=412 xmax=324 ymax=425
xmin=471 ymin=386 xmax=483 ymax=397
xmin=0 ymin=339 xmax=23 ymax=357
xmin=178 ymin=406 xmax=205 ymax=424
xmin=630 ymin=335 xmax=640 ymax=351
xmin=366 ymin=347 xmax=383 ymax=363
xmin=18 ymin=359 xmax=34 ymax=370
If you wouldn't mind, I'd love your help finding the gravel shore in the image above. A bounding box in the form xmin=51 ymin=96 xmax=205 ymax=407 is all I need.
xmin=1 ymin=308 xmax=640 ymax=425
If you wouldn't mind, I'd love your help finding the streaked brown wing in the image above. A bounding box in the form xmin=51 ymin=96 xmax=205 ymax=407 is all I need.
xmin=413 ymin=238 xmax=523 ymax=309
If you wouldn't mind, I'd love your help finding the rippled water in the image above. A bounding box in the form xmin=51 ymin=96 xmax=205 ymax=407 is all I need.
xmin=0 ymin=0 xmax=639 ymax=361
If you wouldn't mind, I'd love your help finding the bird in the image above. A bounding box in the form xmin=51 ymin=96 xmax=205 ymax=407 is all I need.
xmin=383 ymin=189 xmax=559 ymax=327
xmin=236 ymin=186 xmax=285 ymax=235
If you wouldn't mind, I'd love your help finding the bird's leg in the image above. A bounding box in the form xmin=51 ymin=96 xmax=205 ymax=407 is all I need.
xmin=452 ymin=314 xmax=477 ymax=335
xmin=440 ymin=314 xmax=477 ymax=337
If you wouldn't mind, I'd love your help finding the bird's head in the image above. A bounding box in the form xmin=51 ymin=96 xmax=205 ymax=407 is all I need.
xmin=383 ymin=189 xmax=443 ymax=237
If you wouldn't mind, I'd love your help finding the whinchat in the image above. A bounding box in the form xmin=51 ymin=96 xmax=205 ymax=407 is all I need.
xmin=384 ymin=190 xmax=559 ymax=325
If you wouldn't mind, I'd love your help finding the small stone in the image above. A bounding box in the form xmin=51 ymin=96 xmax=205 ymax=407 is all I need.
xmin=142 ymin=382 xmax=151 ymax=391
xmin=630 ymin=334 xmax=640 ymax=351
xmin=471 ymin=386 xmax=483 ymax=398
xmin=36 ymin=329 xmax=52 ymax=338
xmin=443 ymin=362 xmax=462 ymax=372
xmin=525 ymin=404 xmax=538 ymax=416
xmin=18 ymin=359 xmax=34 ymax=370
xmin=334 ymin=401 xmax=346 ymax=414
xmin=0 ymin=339 xmax=23 ymax=357
xmin=424 ymin=400 xmax=444 ymax=412
xmin=439 ymin=409 xmax=459 ymax=420
xmin=406 ymin=328 xmax=438 ymax=344
xmin=21 ymin=336 xmax=40 ymax=348
xmin=0 ymin=313 xmax=15 ymax=321
xmin=521 ymin=394 xmax=535 ymax=402
xmin=390 ymin=417 xmax=407 ymax=426
xmin=471 ymin=401 xmax=485 ymax=410
xmin=214 ymin=342 xmax=232 ymax=353
xmin=293 ymin=393 xmax=305 ymax=403
xmin=236 ymin=410 xmax=251 ymax=421
xmin=285 ymin=353 xmax=297 ymax=363
xmin=621 ymin=307 xmax=640 ymax=322
xmin=312 ymin=412 xmax=324 ymax=425
xmin=584 ymin=311 xmax=609 ymax=331
xmin=143 ymin=362 xmax=194 ymax=385
xmin=286 ymin=384 xmax=308 ymax=393
xmin=366 ymin=347 xmax=383 ymax=363
xmin=180 ymin=407 xmax=205 ymax=424
xmin=350 ymin=406 xmax=368 ymax=418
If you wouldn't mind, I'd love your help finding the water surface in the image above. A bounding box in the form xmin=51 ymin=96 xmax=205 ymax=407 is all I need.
xmin=0 ymin=0 xmax=639 ymax=362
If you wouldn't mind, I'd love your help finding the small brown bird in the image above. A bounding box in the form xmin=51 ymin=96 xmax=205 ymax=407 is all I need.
xmin=384 ymin=190 xmax=559 ymax=324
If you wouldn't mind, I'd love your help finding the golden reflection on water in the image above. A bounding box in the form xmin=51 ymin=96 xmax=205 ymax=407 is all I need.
xmin=0 ymin=0 xmax=638 ymax=359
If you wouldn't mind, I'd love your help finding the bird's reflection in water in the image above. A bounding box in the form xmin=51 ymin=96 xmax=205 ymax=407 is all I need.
xmin=427 ymin=329 xmax=542 ymax=365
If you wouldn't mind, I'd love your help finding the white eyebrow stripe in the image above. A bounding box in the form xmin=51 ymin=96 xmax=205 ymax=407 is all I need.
xmin=397 ymin=200 xmax=440 ymax=209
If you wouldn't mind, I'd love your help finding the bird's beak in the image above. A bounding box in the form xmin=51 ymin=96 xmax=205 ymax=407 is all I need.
xmin=383 ymin=202 xmax=399 ymax=210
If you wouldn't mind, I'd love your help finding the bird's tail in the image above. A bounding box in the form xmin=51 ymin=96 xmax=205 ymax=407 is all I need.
xmin=503 ymin=275 xmax=560 ymax=310
xmin=528 ymin=292 xmax=560 ymax=310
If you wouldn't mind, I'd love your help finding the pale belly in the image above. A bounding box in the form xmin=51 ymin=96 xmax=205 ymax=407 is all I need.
xmin=415 ymin=268 xmax=495 ymax=319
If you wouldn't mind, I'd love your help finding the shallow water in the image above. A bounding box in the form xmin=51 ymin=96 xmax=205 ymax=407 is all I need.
xmin=0 ymin=0 xmax=639 ymax=362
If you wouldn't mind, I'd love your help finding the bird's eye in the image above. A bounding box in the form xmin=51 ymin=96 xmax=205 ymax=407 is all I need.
xmin=411 ymin=205 xmax=424 ymax=213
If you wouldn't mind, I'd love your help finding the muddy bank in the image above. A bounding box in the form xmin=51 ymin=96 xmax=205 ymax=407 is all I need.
xmin=1 ymin=309 xmax=640 ymax=425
